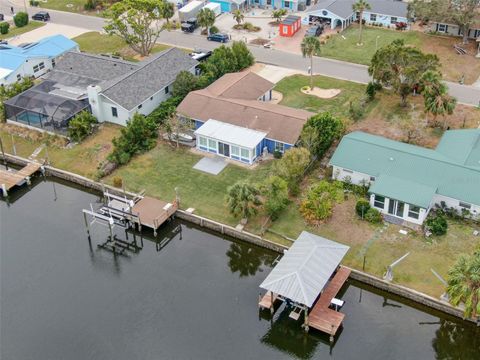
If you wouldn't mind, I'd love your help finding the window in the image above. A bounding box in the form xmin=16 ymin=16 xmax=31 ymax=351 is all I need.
xmin=199 ymin=137 xmax=207 ymax=147
xmin=231 ymin=146 xmax=240 ymax=157
xmin=111 ymin=107 xmax=118 ymax=117
xmin=284 ymin=0 xmax=290 ymax=8
xmin=342 ymin=168 xmax=353 ymax=174
xmin=51 ymin=59 xmax=56 ymax=67
xmin=138 ymin=104 xmax=142 ymax=109
xmin=390 ymin=17 xmax=397 ymax=24
xmin=438 ymin=24 xmax=447 ymax=32
xmin=275 ymin=142 xmax=285 ymax=153
xmin=459 ymin=201 xmax=471 ymax=209
xmin=370 ymin=176 xmax=376 ymax=181
xmin=374 ymin=195 xmax=385 ymax=209
xmin=39 ymin=62 xmax=45 ymax=70
xmin=370 ymin=14 xmax=376 ymax=22
xmin=33 ymin=64 xmax=40 ymax=72
xmin=150 ymin=96 xmax=153 ymax=100
xmin=16 ymin=74 xmax=21 ymax=81
xmin=408 ymin=205 xmax=420 ymax=219
xmin=208 ymin=139 xmax=217 ymax=150
xmin=241 ymin=148 xmax=249 ymax=159
xmin=165 ymin=86 xmax=169 ymax=94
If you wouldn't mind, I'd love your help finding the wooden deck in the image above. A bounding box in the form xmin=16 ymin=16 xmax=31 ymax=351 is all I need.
xmin=259 ymin=291 xmax=279 ymax=311
xmin=0 ymin=162 xmax=42 ymax=192
xmin=132 ymin=196 xmax=178 ymax=231
xmin=307 ymin=267 xmax=351 ymax=335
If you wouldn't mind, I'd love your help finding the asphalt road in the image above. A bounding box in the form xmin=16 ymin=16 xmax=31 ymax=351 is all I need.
xmin=2 ymin=2 xmax=479 ymax=106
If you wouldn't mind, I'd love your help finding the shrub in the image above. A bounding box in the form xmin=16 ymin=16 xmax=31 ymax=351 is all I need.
xmin=348 ymin=99 xmax=365 ymax=121
xmin=13 ymin=12 xmax=29 ymax=28
xmin=29 ymin=0 xmax=40 ymax=6
xmin=146 ymin=96 xmax=182 ymax=126
xmin=300 ymin=180 xmax=344 ymax=222
xmin=112 ymin=176 xmax=123 ymax=188
xmin=0 ymin=22 xmax=10 ymax=35
xmin=274 ymin=147 xmax=311 ymax=194
xmin=273 ymin=150 xmax=282 ymax=159
xmin=262 ymin=175 xmax=289 ymax=220
xmin=84 ymin=0 xmax=97 ymax=10
xmin=172 ymin=71 xmax=198 ymax=99
xmin=366 ymin=81 xmax=377 ymax=101
xmin=300 ymin=112 xmax=344 ymax=159
xmin=67 ymin=111 xmax=97 ymax=142
xmin=365 ymin=208 xmax=382 ymax=223
xmin=355 ymin=199 xmax=371 ymax=218
xmin=425 ymin=214 xmax=448 ymax=236
xmin=396 ymin=22 xmax=408 ymax=31
xmin=209 ymin=25 xmax=219 ymax=34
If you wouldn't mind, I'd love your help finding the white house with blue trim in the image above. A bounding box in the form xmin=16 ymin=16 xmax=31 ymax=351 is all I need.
xmin=177 ymin=71 xmax=314 ymax=164
xmin=208 ymin=0 xmax=247 ymax=12
xmin=307 ymin=0 xmax=408 ymax=30
xmin=0 ymin=34 xmax=79 ymax=86
xmin=249 ymin=0 xmax=307 ymax=11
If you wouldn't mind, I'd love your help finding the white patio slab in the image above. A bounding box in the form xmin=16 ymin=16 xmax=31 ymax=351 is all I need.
xmin=193 ymin=156 xmax=227 ymax=175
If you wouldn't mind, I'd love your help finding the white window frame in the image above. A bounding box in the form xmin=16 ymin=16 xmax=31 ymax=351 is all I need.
xmin=240 ymin=148 xmax=249 ymax=160
xmin=373 ymin=195 xmax=385 ymax=209
xmin=231 ymin=145 xmax=240 ymax=157
xmin=370 ymin=14 xmax=376 ymax=22
xmin=390 ymin=17 xmax=397 ymax=24
xmin=438 ymin=24 xmax=447 ymax=32
xmin=111 ymin=107 xmax=118 ymax=118
xmin=208 ymin=139 xmax=217 ymax=151
xmin=275 ymin=142 xmax=285 ymax=153
xmin=459 ymin=201 xmax=471 ymax=209
xmin=408 ymin=205 xmax=420 ymax=219
xmin=199 ymin=137 xmax=207 ymax=147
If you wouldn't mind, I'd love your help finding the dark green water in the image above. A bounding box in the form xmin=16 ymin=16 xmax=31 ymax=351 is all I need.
xmin=1 ymin=178 xmax=479 ymax=360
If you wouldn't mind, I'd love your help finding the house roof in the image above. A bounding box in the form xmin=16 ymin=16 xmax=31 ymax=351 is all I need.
xmin=177 ymin=72 xmax=313 ymax=145
xmin=309 ymin=0 xmax=408 ymax=19
xmin=260 ymin=231 xmax=349 ymax=308
xmin=435 ymin=129 xmax=480 ymax=170
xmin=0 ymin=35 xmax=77 ymax=77
xmin=206 ymin=71 xmax=274 ymax=100
xmin=101 ymin=48 xmax=198 ymax=110
xmin=329 ymin=131 xmax=480 ymax=207
xmin=194 ymin=119 xmax=267 ymax=149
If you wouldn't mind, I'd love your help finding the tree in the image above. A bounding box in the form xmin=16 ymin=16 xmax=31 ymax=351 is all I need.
xmin=67 ymin=111 xmax=97 ymax=142
xmin=271 ymin=9 xmax=287 ymax=23
xmin=300 ymin=180 xmax=344 ymax=222
xmin=261 ymin=175 xmax=289 ymax=220
xmin=369 ymin=39 xmax=440 ymax=106
xmin=146 ymin=96 xmax=182 ymax=126
xmin=301 ymin=36 xmax=321 ymax=90
xmin=160 ymin=1 xmax=174 ymax=24
xmin=447 ymin=0 xmax=480 ymax=44
xmin=226 ymin=181 xmax=262 ymax=220
xmin=421 ymin=71 xmax=456 ymax=129
xmin=104 ymin=0 xmax=165 ymax=57
xmin=352 ymin=0 xmax=371 ymax=45
xmin=161 ymin=113 xmax=193 ymax=148
xmin=197 ymin=8 xmax=216 ymax=35
xmin=201 ymin=45 xmax=238 ymax=79
xmin=447 ymin=250 xmax=480 ymax=319
xmin=301 ymin=112 xmax=344 ymax=158
xmin=172 ymin=70 xmax=198 ymax=99
xmin=232 ymin=9 xmax=244 ymax=25
xmin=13 ymin=12 xmax=29 ymax=28
xmin=231 ymin=41 xmax=254 ymax=70
xmin=274 ymin=147 xmax=311 ymax=193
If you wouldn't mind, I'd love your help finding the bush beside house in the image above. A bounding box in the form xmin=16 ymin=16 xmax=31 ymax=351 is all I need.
xmin=13 ymin=12 xmax=29 ymax=28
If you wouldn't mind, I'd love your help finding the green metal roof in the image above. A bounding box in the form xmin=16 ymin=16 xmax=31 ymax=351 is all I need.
xmin=329 ymin=131 xmax=480 ymax=208
xmin=369 ymin=175 xmax=437 ymax=208
xmin=435 ymin=129 xmax=480 ymax=170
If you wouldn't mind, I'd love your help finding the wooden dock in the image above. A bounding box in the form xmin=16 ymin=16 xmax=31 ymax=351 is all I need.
xmin=132 ymin=196 xmax=178 ymax=235
xmin=307 ymin=267 xmax=351 ymax=335
xmin=259 ymin=291 xmax=279 ymax=312
xmin=0 ymin=162 xmax=42 ymax=195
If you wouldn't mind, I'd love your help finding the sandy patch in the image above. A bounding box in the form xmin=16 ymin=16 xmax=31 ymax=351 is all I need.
xmin=301 ymin=87 xmax=342 ymax=99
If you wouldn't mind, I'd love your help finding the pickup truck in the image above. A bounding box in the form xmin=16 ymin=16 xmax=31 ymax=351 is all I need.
xmin=181 ymin=18 xmax=198 ymax=33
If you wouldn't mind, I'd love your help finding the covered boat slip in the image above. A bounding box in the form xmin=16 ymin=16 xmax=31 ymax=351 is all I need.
xmin=0 ymin=162 xmax=43 ymax=196
xmin=259 ymin=231 xmax=350 ymax=336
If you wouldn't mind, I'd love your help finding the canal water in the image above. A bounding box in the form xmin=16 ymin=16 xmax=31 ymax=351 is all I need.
xmin=1 ymin=178 xmax=479 ymax=360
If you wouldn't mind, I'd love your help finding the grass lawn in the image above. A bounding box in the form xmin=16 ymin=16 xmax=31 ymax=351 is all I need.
xmin=0 ymin=123 xmax=122 ymax=178
xmin=72 ymin=32 xmax=171 ymax=62
xmin=0 ymin=21 xmax=46 ymax=40
xmin=320 ymin=25 xmax=480 ymax=84
xmin=105 ymin=142 xmax=274 ymax=227
xmin=38 ymin=0 xmax=100 ymax=16
xmin=275 ymin=74 xmax=370 ymax=119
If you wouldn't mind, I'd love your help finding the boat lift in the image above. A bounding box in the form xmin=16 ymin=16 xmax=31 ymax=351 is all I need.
xmin=383 ymin=252 xmax=410 ymax=282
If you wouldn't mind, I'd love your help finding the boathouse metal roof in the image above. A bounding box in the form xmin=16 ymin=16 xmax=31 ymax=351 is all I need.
xmin=259 ymin=231 xmax=349 ymax=308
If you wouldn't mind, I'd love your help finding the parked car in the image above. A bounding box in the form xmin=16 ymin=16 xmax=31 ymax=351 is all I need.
xmin=32 ymin=11 xmax=50 ymax=21
xmin=305 ymin=25 xmax=323 ymax=37
xmin=207 ymin=33 xmax=229 ymax=43
xmin=181 ymin=18 xmax=197 ymax=33
xmin=189 ymin=49 xmax=212 ymax=61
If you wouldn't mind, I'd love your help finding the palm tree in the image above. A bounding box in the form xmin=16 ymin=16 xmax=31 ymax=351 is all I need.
xmin=271 ymin=9 xmax=287 ymax=23
xmin=301 ymin=36 xmax=321 ymax=90
xmin=447 ymin=251 xmax=480 ymax=319
xmin=160 ymin=2 xmax=175 ymax=24
xmin=424 ymin=90 xmax=456 ymax=129
xmin=226 ymin=181 xmax=262 ymax=221
xmin=352 ymin=0 xmax=371 ymax=46
xmin=232 ymin=9 xmax=244 ymax=26
xmin=197 ymin=8 xmax=216 ymax=35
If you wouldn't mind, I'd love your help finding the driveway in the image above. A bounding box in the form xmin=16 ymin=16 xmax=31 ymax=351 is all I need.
xmin=7 ymin=22 xmax=88 ymax=45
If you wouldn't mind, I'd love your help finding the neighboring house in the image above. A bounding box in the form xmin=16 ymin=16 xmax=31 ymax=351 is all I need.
xmin=307 ymin=0 xmax=408 ymax=30
xmin=177 ymin=71 xmax=314 ymax=164
xmin=430 ymin=21 xmax=480 ymax=40
xmin=4 ymin=48 xmax=198 ymax=133
xmin=0 ymin=34 xmax=79 ymax=86
xmin=249 ymin=0 xmax=308 ymax=11
xmin=329 ymin=130 xmax=480 ymax=226
xmin=209 ymin=0 xmax=247 ymax=12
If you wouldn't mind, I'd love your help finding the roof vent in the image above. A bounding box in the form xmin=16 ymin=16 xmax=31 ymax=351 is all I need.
xmin=113 ymin=63 xmax=117 ymax=66
xmin=389 ymin=157 xmax=394 ymax=161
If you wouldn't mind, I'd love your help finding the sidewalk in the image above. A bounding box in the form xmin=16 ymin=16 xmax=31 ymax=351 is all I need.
xmin=7 ymin=22 xmax=88 ymax=45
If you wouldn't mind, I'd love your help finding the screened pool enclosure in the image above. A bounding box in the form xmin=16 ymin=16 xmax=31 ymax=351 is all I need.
xmin=4 ymin=80 xmax=89 ymax=134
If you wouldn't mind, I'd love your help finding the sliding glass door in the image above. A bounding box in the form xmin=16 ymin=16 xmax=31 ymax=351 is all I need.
xmin=218 ymin=142 xmax=230 ymax=157
xmin=388 ymin=199 xmax=405 ymax=217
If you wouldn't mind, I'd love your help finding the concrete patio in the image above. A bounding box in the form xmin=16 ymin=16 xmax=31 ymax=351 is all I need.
xmin=193 ymin=156 xmax=227 ymax=175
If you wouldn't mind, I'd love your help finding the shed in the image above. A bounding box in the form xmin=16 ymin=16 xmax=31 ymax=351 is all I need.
xmin=279 ymin=15 xmax=301 ymax=37
xmin=178 ymin=0 xmax=204 ymax=22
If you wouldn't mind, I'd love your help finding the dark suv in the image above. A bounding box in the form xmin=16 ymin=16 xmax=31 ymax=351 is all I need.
xmin=207 ymin=33 xmax=229 ymax=43
xmin=305 ymin=25 xmax=323 ymax=37
xmin=32 ymin=12 xmax=50 ymax=21
xmin=181 ymin=18 xmax=197 ymax=33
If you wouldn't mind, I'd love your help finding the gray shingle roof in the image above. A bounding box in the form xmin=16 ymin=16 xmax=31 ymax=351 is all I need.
xmin=101 ymin=48 xmax=198 ymax=110
xmin=309 ymin=0 xmax=408 ymax=19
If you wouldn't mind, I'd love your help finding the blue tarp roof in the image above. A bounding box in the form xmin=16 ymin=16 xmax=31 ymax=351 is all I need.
xmin=0 ymin=35 xmax=78 ymax=71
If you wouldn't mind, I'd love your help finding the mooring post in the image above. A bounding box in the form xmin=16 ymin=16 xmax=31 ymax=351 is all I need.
xmin=330 ymin=325 xmax=334 ymax=343
xmin=11 ymin=134 xmax=16 ymax=156
xmin=26 ymin=176 xmax=31 ymax=186
xmin=108 ymin=219 xmax=113 ymax=240
xmin=1 ymin=183 xmax=7 ymax=197
xmin=83 ymin=212 xmax=91 ymax=239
